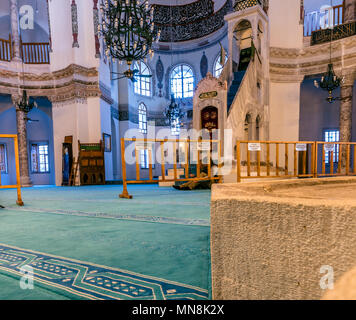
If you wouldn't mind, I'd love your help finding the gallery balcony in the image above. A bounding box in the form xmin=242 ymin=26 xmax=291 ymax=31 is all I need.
xmin=0 ymin=34 xmax=50 ymax=64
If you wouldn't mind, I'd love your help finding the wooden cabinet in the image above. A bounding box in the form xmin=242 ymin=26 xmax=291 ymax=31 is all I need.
xmin=78 ymin=141 xmax=105 ymax=185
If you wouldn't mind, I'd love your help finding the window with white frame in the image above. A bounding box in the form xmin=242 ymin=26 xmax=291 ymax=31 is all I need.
xmin=170 ymin=64 xmax=194 ymax=99
xmin=324 ymin=129 xmax=339 ymax=163
xmin=213 ymin=54 xmax=228 ymax=78
xmin=31 ymin=142 xmax=50 ymax=173
xmin=133 ymin=61 xmax=151 ymax=96
xmin=0 ymin=144 xmax=7 ymax=173
xmin=140 ymin=149 xmax=149 ymax=169
xmin=138 ymin=103 xmax=147 ymax=134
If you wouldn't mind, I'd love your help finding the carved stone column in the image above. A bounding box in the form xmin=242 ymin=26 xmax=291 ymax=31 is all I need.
xmin=344 ymin=0 xmax=356 ymax=23
xmin=339 ymin=78 xmax=354 ymax=168
xmin=13 ymin=95 xmax=32 ymax=187
xmin=10 ymin=0 xmax=21 ymax=61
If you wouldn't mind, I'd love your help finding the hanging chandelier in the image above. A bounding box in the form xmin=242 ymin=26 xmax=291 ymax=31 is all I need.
xmin=98 ymin=0 xmax=160 ymax=71
xmin=314 ymin=63 xmax=343 ymax=103
xmin=313 ymin=0 xmax=344 ymax=103
xmin=164 ymin=94 xmax=185 ymax=127
xmin=14 ymin=90 xmax=37 ymax=113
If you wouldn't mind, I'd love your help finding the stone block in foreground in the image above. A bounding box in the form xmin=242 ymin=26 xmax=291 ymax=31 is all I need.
xmin=211 ymin=177 xmax=356 ymax=300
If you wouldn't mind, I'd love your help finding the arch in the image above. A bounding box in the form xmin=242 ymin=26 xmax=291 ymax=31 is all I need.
xmin=138 ymin=102 xmax=147 ymax=134
xmin=133 ymin=61 xmax=152 ymax=97
xmin=233 ymin=19 xmax=252 ymax=50
xmin=244 ymin=113 xmax=253 ymax=140
xmin=232 ymin=19 xmax=253 ymax=72
xmin=213 ymin=53 xmax=228 ymax=78
xmin=170 ymin=63 xmax=195 ymax=99
xmin=256 ymin=115 xmax=261 ymax=141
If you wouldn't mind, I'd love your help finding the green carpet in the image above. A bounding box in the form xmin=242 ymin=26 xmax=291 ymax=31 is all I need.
xmin=0 ymin=185 xmax=211 ymax=300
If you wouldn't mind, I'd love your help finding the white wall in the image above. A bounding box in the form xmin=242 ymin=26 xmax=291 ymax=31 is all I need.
xmin=269 ymin=82 xmax=301 ymax=141
xmin=269 ymin=0 xmax=304 ymax=144
xmin=269 ymin=0 xmax=303 ymax=49
xmin=49 ymin=0 xmax=99 ymax=71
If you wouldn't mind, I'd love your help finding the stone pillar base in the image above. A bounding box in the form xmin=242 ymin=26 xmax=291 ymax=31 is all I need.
xmin=20 ymin=176 xmax=33 ymax=187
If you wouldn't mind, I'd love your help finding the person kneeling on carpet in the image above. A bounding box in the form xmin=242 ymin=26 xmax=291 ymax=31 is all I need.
xmin=173 ymin=164 xmax=218 ymax=191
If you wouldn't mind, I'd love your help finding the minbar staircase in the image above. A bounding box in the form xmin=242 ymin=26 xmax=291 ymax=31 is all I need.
xmin=227 ymin=70 xmax=246 ymax=112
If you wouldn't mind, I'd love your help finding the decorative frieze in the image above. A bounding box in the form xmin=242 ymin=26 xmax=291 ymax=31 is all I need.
xmin=153 ymin=0 xmax=214 ymax=26
xmin=0 ymin=64 xmax=100 ymax=103
xmin=93 ymin=0 xmax=100 ymax=58
xmin=270 ymin=35 xmax=356 ymax=81
xmin=71 ymin=0 xmax=79 ymax=48
xmin=99 ymin=81 xmax=113 ymax=105
xmin=200 ymin=52 xmax=208 ymax=78
xmin=300 ymin=0 xmax=304 ymax=25
xmin=154 ymin=0 xmax=232 ymax=42
xmin=156 ymin=56 xmax=164 ymax=98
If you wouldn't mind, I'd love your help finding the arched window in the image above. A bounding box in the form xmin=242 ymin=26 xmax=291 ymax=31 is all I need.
xmin=170 ymin=64 xmax=194 ymax=99
xmin=213 ymin=54 xmax=228 ymax=78
xmin=133 ymin=61 xmax=151 ymax=97
xmin=138 ymin=103 xmax=147 ymax=134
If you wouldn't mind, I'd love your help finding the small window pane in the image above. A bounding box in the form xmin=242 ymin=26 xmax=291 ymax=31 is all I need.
xmin=133 ymin=61 xmax=151 ymax=96
xmin=324 ymin=130 xmax=339 ymax=163
xmin=31 ymin=143 xmax=49 ymax=173
xmin=0 ymin=144 xmax=7 ymax=173
xmin=140 ymin=149 xmax=149 ymax=169
xmin=170 ymin=64 xmax=194 ymax=99
xmin=138 ymin=103 xmax=147 ymax=134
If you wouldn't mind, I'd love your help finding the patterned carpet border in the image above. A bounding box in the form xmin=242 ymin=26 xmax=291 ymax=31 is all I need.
xmin=0 ymin=243 xmax=208 ymax=300
xmin=6 ymin=207 xmax=210 ymax=226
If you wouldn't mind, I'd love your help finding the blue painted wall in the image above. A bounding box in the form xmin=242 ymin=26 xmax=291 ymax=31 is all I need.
xmin=0 ymin=95 xmax=55 ymax=185
xmin=299 ymin=78 xmax=356 ymax=141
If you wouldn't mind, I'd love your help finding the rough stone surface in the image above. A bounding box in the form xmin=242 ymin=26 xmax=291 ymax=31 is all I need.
xmin=211 ymin=178 xmax=356 ymax=300
xmin=15 ymin=108 xmax=32 ymax=187
xmin=344 ymin=0 xmax=356 ymax=23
